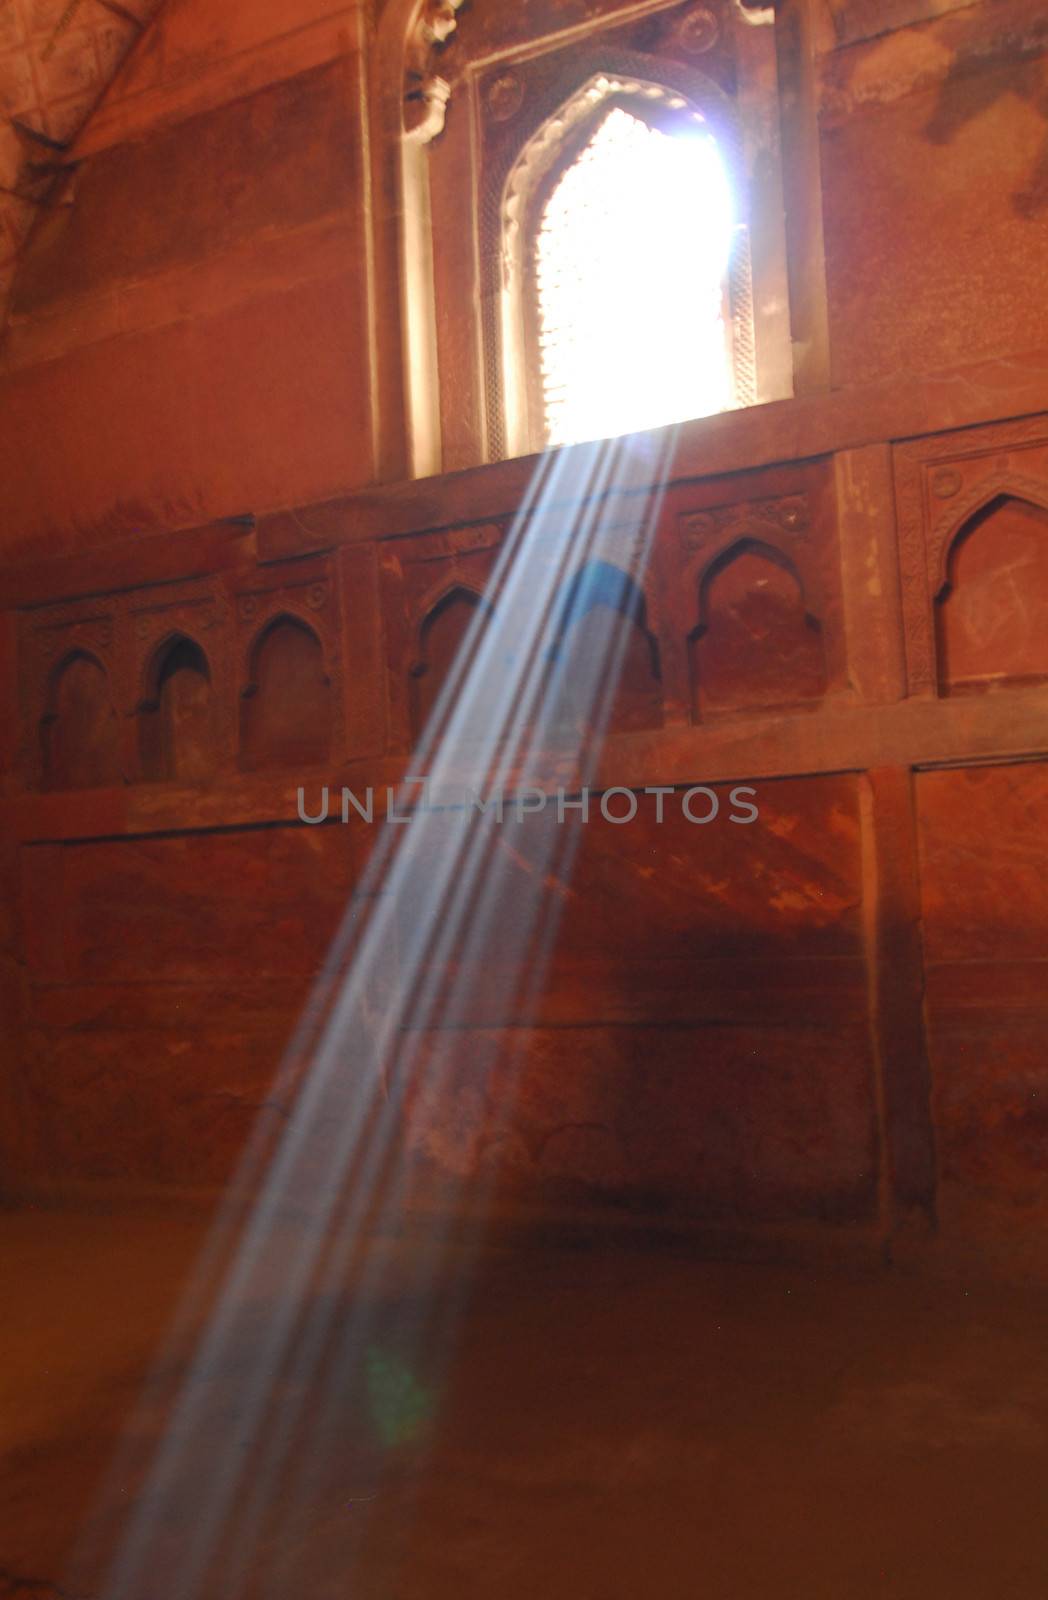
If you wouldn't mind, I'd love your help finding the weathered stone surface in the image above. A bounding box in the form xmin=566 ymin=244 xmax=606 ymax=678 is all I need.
xmin=11 ymin=826 xmax=358 ymax=1183
xmin=918 ymin=762 xmax=1048 ymax=1241
xmin=937 ymin=496 xmax=1048 ymax=694
xmin=395 ymin=1021 xmax=878 ymax=1221
xmin=1 ymin=0 xmax=1047 ymax=1267
xmin=821 ymin=2 xmax=1048 ymax=387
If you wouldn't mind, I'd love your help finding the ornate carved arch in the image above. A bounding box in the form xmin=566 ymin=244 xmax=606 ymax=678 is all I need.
xmin=928 ymin=475 xmax=1048 ymax=596
xmin=499 ymin=60 xmax=743 ymax=271
xmin=238 ymin=610 xmax=337 ymax=773
xmin=136 ymin=633 xmax=218 ymax=785
xmin=44 ymin=646 xmax=111 ymax=707
xmin=412 ymin=578 xmax=494 ymax=641
xmin=679 ymin=494 xmax=821 ymax=621
xmin=138 ymin=631 xmax=212 ymax=711
xmin=407 ymin=581 xmax=499 ymax=742
xmin=693 ymin=536 xmax=821 ymax=634
xmin=687 ymin=535 xmax=826 ymax=719
xmin=487 ymin=51 xmax=746 ymax=460
xmin=549 ymin=557 xmax=660 ymax=677
xmin=39 ymin=648 xmax=124 ymax=792
xmin=241 ymin=611 xmax=333 ymax=695
xmin=894 ymin=424 xmax=1048 ymax=694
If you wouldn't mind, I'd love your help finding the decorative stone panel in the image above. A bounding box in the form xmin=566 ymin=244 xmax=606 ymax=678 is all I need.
xmin=893 ymin=419 xmax=1048 ymax=695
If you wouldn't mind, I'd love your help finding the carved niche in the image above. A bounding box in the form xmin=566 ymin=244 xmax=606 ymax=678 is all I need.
xmin=384 ymin=507 xmax=667 ymax=755
xmin=893 ymin=420 xmax=1048 ymax=696
xmin=18 ymin=565 xmax=348 ymax=788
xmin=40 ymin=653 xmax=123 ymax=792
xmin=20 ymin=602 xmax=125 ymax=791
xmin=544 ymin=557 xmax=663 ymax=740
xmin=673 ymin=491 xmax=828 ymax=720
xmin=130 ymin=581 xmax=234 ymax=784
xmin=519 ymin=503 xmax=664 ymax=744
xmin=236 ymin=562 xmax=343 ymax=772
xmin=410 ymin=586 xmax=495 ymax=742
xmin=381 ymin=523 xmax=506 ymax=753
xmin=19 ymin=579 xmax=238 ymax=790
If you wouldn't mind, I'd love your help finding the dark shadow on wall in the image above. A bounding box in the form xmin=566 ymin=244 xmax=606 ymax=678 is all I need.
xmin=923 ymin=42 xmax=1048 ymax=216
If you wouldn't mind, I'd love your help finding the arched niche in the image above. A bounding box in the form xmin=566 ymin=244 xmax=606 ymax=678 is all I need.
xmin=410 ymin=586 xmax=493 ymax=741
xmin=40 ymin=651 xmax=122 ymax=792
xmin=139 ymin=635 xmax=215 ymax=784
xmin=240 ymin=615 xmax=332 ymax=772
xmin=546 ymin=559 xmax=662 ymax=738
xmin=689 ymin=541 xmax=824 ymax=718
xmin=936 ymin=494 xmax=1048 ymax=695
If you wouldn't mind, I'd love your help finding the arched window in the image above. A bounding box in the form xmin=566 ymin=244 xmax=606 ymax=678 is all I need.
xmin=531 ymin=103 xmax=736 ymax=448
xmin=491 ymin=66 xmax=783 ymax=459
xmin=396 ymin=9 xmax=792 ymax=470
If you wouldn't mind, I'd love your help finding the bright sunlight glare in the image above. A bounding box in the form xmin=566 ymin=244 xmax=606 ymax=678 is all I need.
xmin=535 ymin=106 xmax=736 ymax=448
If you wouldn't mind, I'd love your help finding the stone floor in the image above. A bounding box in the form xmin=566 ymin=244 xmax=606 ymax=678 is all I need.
xmin=3 ymin=1204 xmax=1048 ymax=1599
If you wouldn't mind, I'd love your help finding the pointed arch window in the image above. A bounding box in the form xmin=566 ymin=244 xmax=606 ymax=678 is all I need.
xmin=532 ymin=104 xmax=737 ymax=448
xmin=491 ymin=68 xmax=786 ymax=458
xmin=411 ymin=18 xmax=793 ymax=468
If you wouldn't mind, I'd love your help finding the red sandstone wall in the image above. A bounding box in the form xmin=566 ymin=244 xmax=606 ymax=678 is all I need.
xmin=818 ymin=0 xmax=1048 ymax=389
xmin=17 ymin=826 xmax=357 ymax=1184
xmin=9 ymin=778 xmax=878 ymax=1222
xmin=2 ymin=406 xmax=1048 ymax=1262
xmin=1 ymin=0 xmax=1047 ymax=556
xmin=392 ymin=779 xmax=877 ymax=1222
xmin=0 ymin=4 xmax=374 ymax=563
xmin=918 ymin=763 xmax=1048 ymax=1255
xmin=2 ymin=0 xmax=1048 ymax=1263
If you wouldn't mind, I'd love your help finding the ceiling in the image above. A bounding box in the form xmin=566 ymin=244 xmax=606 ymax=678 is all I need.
xmin=0 ymin=0 xmax=163 ymax=317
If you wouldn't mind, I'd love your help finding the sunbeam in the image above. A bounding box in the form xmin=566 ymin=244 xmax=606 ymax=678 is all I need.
xmin=79 ymin=427 xmax=677 ymax=1600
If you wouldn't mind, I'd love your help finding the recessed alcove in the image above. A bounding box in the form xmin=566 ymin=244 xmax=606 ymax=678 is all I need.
xmin=139 ymin=635 xmax=216 ymax=784
xmin=40 ymin=651 xmax=122 ymax=791
xmin=240 ymin=615 xmax=332 ymax=771
xmin=410 ymin=587 xmax=492 ymax=741
xmin=937 ymin=495 xmax=1048 ymax=695
xmin=545 ymin=560 xmax=662 ymax=739
xmin=689 ymin=542 xmax=825 ymax=719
